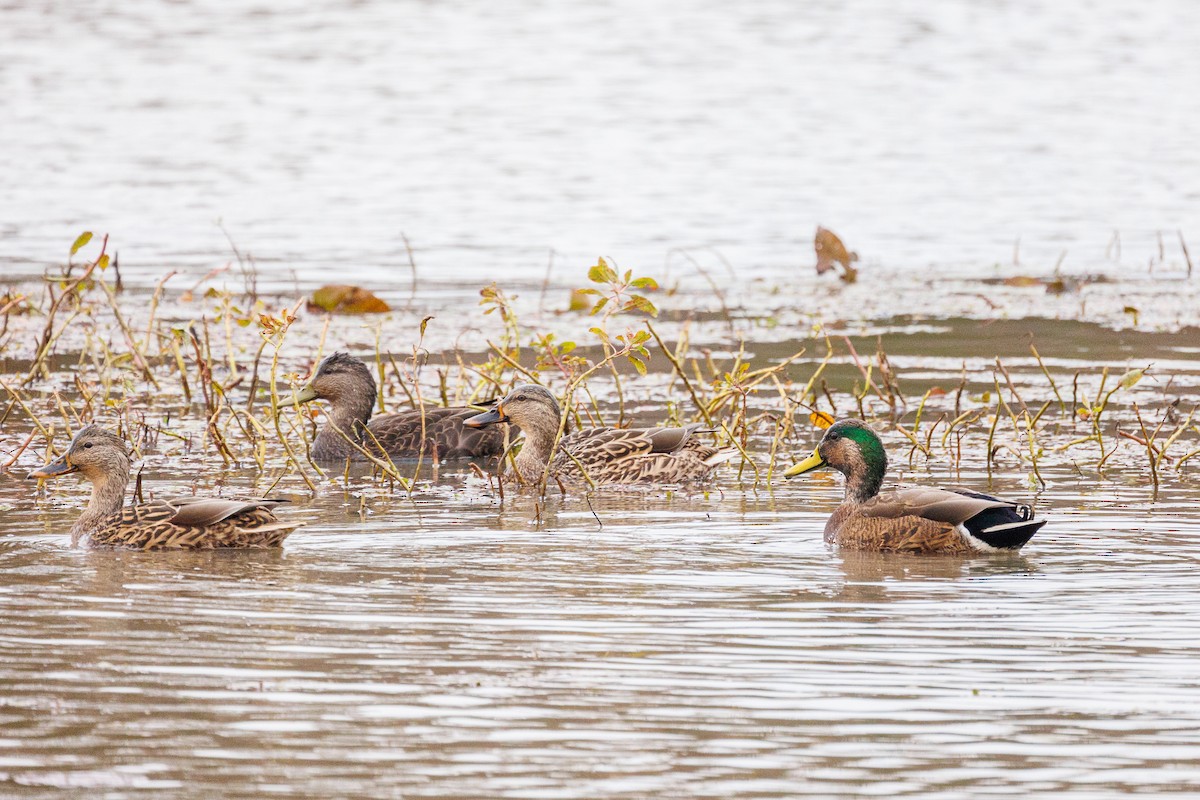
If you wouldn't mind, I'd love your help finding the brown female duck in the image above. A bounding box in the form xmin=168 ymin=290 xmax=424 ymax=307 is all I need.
xmin=464 ymin=383 xmax=734 ymax=487
xmin=783 ymin=419 xmax=1045 ymax=554
xmin=295 ymin=352 xmax=505 ymax=463
xmin=28 ymin=425 xmax=300 ymax=549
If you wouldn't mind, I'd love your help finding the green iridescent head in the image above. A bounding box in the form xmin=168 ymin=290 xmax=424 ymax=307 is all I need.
xmin=783 ymin=419 xmax=888 ymax=501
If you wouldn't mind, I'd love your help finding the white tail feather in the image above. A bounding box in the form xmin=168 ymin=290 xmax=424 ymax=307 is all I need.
xmin=235 ymin=522 xmax=304 ymax=535
xmin=703 ymin=450 xmax=740 ymax=467
xmin=980 ymin=519 xmax=1037 ymax=533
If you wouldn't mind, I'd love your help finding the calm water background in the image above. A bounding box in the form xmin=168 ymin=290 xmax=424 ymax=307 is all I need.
xmin=3 ymin=0 xmax=1199 ymax=286
xmin=3 ymin=1 xmax=1200 ymax=797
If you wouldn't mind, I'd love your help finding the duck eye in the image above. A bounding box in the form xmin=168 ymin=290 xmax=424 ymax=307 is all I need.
xmin=83 ymin=443 xmax=93 ymax=449
xmin=827 ymin=432 xmax=840 ymax=442
xmin=515 ymin=395 xmax=527 ymax=402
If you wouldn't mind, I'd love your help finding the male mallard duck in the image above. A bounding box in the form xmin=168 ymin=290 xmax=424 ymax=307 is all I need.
xmin=783 ymin=419 xmax=1045 ymax=554
xmin=464 ymin=383 xmax=735 ymax=486
xmin=27 ymin=425 xmax=300 ymax=549
xmin=295 ymin=352 xmax=505 ymax=463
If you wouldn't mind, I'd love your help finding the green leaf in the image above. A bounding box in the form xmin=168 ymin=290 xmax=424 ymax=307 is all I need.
xmin=623 ymin=295 xmax=658 ymax=317
xmin=590 ymin=296 xmax=609 ymax=315
xmin=628 ymin=355 xmax=647 ymax=375
xmin=588 ymin=326 xmax=611 ymax=343
xmin=1118 ymin=367 xmax=1147 ymax=389
xmin=630 ymin=276 xmax=658 ymax=290
xmin=97 ymin=254 xmax=110 ymax=271
xmin=561 ymin=341 xmax=576 ymax=354
xmin=588 ymin=258 xmax=618 ymax=284
xmin=420 ymin=315 xmax=434 ymax=336
xmin=70 ymin=231 xmax=93 ymax=256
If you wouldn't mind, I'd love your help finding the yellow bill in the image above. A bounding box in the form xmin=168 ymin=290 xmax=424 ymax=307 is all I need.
xmin=783 ymin=449 xmax=825 ymax=479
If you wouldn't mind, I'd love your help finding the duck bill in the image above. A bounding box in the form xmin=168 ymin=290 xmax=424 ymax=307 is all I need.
xmin=782 ymin=449 xmax=825 ymax=479
xmin=28 ymin=454 xmax=77 ymax=480
xmin=464 ymin=405 xmax=505 ymax=428
xmin=294 ymin=383 xmax=318 ymax=404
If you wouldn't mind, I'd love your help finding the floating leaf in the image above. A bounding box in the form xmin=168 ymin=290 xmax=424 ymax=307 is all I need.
xmin=1002 ymin=275 xmax=1043 ymax=287
xmin=70 ymin=231 xmax=93 ymax=256
xmin=309 ymin=285 xmax=391 ymax=314
xmin=814 ymin=226 xmax=858 ymax=276
xmin=810 ymin=411 xmax=835 ymax=429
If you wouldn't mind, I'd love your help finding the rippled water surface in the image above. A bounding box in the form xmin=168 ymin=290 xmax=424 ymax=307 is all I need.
xmin=4 ymin=0 xmax=1200 ymax=797
xmin=4 ymin=468 xmax=1200 ymax=798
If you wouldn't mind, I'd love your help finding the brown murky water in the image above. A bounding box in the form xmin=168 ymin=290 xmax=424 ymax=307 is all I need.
xmin=4 ymin=0 xmax=1200 ymax=796
xmin=4 ymin=473 xmax=1200 ymax=799
xmin=3 ymin=284 xmax=1200 ymax=797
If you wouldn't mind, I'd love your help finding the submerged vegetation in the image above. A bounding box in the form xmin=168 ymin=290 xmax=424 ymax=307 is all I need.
xmin=2 ymin=233 xmax=1198 ymax=522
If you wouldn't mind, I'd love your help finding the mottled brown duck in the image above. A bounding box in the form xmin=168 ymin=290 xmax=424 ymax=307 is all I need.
xmin=783 ymin=419 xmax=1045 ymax=554
xmin=27 ymin=426 xmax=300 ymax=549
xmin=464 ymin=383 xmax=735 ymax=487
xmin=296 ymin=352 xmax=506 ymax=463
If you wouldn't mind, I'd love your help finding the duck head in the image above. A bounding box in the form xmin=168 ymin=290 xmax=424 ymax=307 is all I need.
xmin=27 ymin=425 xmax=131 ymax=484
xmin=783 ymin=418 xmax=888 ymax=502
xmin=464 ymin=384 xmax=558 ymax=434
xmin=295 ymin=351 xmax=377 ymax=408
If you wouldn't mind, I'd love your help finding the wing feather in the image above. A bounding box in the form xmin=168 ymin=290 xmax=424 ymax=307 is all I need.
xmin=166 ymin=498 xmax=288 ymax=528
xmin=860 ymin=486 xmax=1015 ymax=526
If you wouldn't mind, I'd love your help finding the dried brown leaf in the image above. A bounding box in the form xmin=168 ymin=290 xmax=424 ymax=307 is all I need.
xmin=308 ymin=285 xmax=391 ymax=314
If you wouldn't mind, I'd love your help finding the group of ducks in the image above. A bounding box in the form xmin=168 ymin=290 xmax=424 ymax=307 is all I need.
xmin=28 ymin=352 xmax=1047 ymax=555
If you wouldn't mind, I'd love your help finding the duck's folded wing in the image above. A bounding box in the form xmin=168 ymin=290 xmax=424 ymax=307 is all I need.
xmin=370 ymin=406 xmax=502 ymax=455
xmin=859 ymin=486 xmax=1015 ymax=525
xmin=565 ymin=424 xmax=713 ymax=461
xmin=643 ymin=424 xmax=713 ymax=454
xmin=424 ymin=407 xmax=505 ymax=454
xmin=165 ymin=497 xmax=287 ymax=527
xmin=565 ymin=428 xmax=657 ymax=462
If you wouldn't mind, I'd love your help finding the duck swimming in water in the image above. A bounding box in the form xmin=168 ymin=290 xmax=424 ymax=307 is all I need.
xmin=295 ymin=352 xmax=506 ymax=463
xmin=28 ymin=425 xmax=301 ymax=549
xmin=784 ymin=419 xmax=1045 ymax=554
xmin=464 ymin=383 xmax=735 ymax=487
